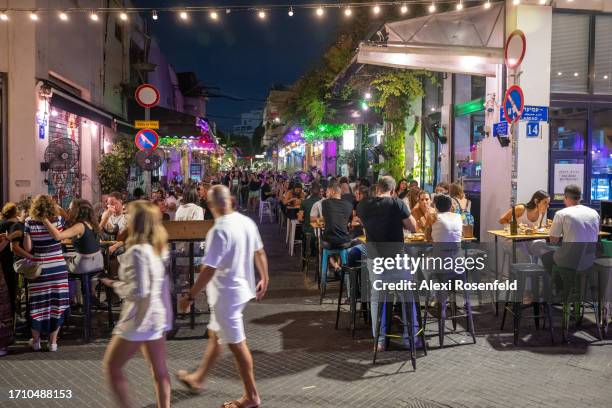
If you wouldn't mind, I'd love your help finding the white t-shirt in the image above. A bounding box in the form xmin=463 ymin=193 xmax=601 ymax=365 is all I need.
xmin=165 ymin=196 xmax=179 ymax=220
xmin=431 ymin=212 xmax=463 ymax=243
xmin=203 ymin=212 xmax=264 ymax=306
xmin=310 ymin=198 xmax=326 ymax=219
xmin=550 ymin=204 xmax=600 ymax=271
xmin=175 ymin=203 xmax=204 ymax=221
xmin=105 ymin=213 xmax=128 ymax=234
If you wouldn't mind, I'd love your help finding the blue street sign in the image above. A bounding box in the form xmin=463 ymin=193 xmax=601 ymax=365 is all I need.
xmin=38 ymin=124 xmax=46 ymax=140
xmin=500 ymin=105 xmax=549 ymax=122
xmin=526 ymin=122 xmax=540 ymax=137
xmin=135 ymin=129 xmax=159 ymax=151
xmin=493 ymin=121 xmax=508 ymax=137
xmin=503 ymin=85 xmax=524 ymax=123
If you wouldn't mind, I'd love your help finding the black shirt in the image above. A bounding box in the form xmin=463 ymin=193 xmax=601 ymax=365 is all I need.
xmin=199 ymin=199 xmax=214 ymax=220
xmin=9 ymin=221 xmax=25 ymax=261
xmin=249 ymin=180 xmax=261 ymax=191
xmin=358 ymin=196 xmax=410 ymax=243
xmin=0 ymin=220 xmax=16 ymax=265
xmin=260 ymin=183 xmax=272 ymax=200
xmin=321 ymin=198 xmax=353 ymax=246
xmin=341 ymin=193 xmax=357 ymax=209
xmin=72 ymin=223 xmax=101 ymax=255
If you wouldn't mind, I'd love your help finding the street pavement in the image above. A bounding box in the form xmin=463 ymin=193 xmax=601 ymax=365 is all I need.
xmin=2 ymin=213 xmax=612 ymax=408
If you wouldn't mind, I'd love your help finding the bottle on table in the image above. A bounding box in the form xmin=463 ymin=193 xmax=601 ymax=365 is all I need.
xmin=510 ymin=205 xmax=518 ymax=235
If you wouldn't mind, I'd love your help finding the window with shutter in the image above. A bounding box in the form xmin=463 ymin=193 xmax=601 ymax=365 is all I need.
xmin=550 ymin=14 xmax=590 ymax=94
xmin=594 ymin=15 xmax=612 ymax=95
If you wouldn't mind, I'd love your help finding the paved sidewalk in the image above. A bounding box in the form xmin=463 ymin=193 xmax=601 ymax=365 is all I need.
xmin=2 ymin=214 xmax=612 ymax=408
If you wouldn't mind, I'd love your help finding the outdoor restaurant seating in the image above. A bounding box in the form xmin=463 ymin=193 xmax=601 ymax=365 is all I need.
xmin=319 ymin=243 xmax=349 ymax=305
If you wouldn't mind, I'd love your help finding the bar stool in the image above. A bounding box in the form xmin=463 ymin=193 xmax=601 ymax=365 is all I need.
xmin=423 ymin=271 xmax=476 ymax=348
xmin=288 ymin=219 xmax=302 ymax=256
xmin=319 ymin=244 xmax=349 ymax=304
xmin=335 ymin=264 xmax=368 ymax=337
xmin=302 ymin=232 xmax=314 ymax=275
xmin=594 ymin=258 xmax=612 ymax=338
xmin=259 ymin=200 xmax=274 ymax=223
xmin=372 ymin=288 xmax=426 ymax=370
xmin=70 ymin=269 xmax=105 ymax=343
xmin=501 ymin=263 xmax=554 ymax=345
xmin=464 ymin=248 xmax=490 ymax=307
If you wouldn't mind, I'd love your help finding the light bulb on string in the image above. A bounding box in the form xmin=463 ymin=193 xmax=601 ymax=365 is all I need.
xmin=152 ymin=10 xmax=158 ymax=20
xmin=539 ymin=0 xmax=546 ymax=4
xmin=344 ymin=7 xmax=352 ymax=17
xmin=120 ymin=12 xmax=128 ymax=21
xmin=373 ymin=5 xmax=381 ymax=15
xmin=179 ymin=11 xmax=188 ymax=20
xmin=513 ymin=0 xmax=521 ymax=5
xmin=484 ymin=1 xmax=491 ymax=9
xmin=210 ymin=10 xmax=218 ymax=20
xmin=457 ymin=1 xmax=464 ymax=11
xmin=90 ymin=11 xmax=99 ymax=21
xmin=59 ymin=11 xmax=68 ymax=21
xmin=258 ymin=10 xmax=266 ymax=20
xmin=30 ymin=11 xmax=39 ymax=21
xmin=288 ymin=7 xmax=294 ymax=17
xmin=429 ymin=3 xmax=436 ymax=13
xmin=400 ymin=4 xmax=408 ymax=14
xmin=316 ymin=7 xmax=324 ymax=17
xmin=0 ymin=11 xmax=7 ymax=21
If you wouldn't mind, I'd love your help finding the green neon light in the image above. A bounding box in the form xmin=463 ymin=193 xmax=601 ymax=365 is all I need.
xmin=454 ymin=97 xmax=485 ymax=117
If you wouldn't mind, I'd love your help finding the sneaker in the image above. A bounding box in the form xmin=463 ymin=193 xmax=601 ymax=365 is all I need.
xmin=28 ymin=338 xmax=41 ymax=351
xmin=48 ymin=343 xmax=58 ymax=352
xmin=0 ymin=347 xmax=8 ymax=356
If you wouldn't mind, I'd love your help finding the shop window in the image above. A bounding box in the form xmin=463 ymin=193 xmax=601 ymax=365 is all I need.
xmin=551 ymin=14 xmax=590 ymax=94
xmin=591 ymin=108 xmax=612 ymax=201
xmin=594 ymin=16 xmax=612 ymax=95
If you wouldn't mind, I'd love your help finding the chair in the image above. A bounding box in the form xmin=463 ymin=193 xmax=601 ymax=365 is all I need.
xmin=501 ymin=263 xmax=554 ymax=345
xmin=288 ymin=219 xmax=302 ymax=256
xmin=319 ymin=244 xmax=349 ymax=304
xmin=259 ymin=199 xmax=275 ymax=224
xmin=593 ymin=258 xmax=612 ymax=338
xmin=70 ymin=269 xmax=105 ymax=343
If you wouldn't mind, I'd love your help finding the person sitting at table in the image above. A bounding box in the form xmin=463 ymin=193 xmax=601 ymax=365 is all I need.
xmin=260 ymin=176 xmax=276 ymax=206
xmin=541 ymin=185 xmax=600 ymax=280
xmin=153 ymin=198 xmax=171 ymax=221
xmin=498 ymin=190 xmax=551 ymax=278
xmin=396 ymin=179 xmax=409 ymax=200
xmin=412 ymin=190 xmax=436 ymax=233
xmin=429 ymin=194 xmax=463 ymax=244
xmin=321 ymin=181 xmax=353 ymax=274
xmin=282 ymin=183 xmax=304 ymax=208
xmin=339 ymin=177 xmax=356 ymax=208
xmin=100 ymin=192 xmax=128 ymax=254
xmin=300 ymin=183 xmax=322 ymax=258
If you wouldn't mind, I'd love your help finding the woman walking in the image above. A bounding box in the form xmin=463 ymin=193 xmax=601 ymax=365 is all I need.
xmin=24 ymin=195 xmax=70 ymax=352
xmin=101 ymin=200 xmax=172 ymax=408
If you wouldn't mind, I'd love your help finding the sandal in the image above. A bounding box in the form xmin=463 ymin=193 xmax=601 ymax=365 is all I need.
xmin=221 ymin=399 xmax=261 ymax=408
xmin=175 ymin=370 xmax=204 ymax=395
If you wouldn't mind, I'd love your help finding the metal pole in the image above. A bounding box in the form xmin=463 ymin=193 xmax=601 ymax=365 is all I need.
xmin=144 ymin=107 xmax=152 ymax=196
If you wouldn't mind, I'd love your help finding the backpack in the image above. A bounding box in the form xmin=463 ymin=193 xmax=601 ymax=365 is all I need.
xmin=453 ymin=198 xmax=474 ymax=226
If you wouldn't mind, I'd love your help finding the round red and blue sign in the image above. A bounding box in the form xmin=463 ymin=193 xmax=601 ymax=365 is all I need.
xmin=503 ymin=85 xmax=524 ymax=124
xmin=135 ymin=129 xmax=159 ymax=151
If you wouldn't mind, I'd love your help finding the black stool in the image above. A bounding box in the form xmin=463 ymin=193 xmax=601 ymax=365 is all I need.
xmin=70 ymin=270 xmax=105 ymax=343
xmin=335 ymin=265 xmax=369 ymax=337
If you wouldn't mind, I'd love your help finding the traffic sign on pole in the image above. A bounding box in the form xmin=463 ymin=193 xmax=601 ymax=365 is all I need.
xmin=135 ymin=84 xmax=160 ymax=108
xmin=505 ymin=30 xmax=526 ymax=70
xmin=503 ymin=85 xmax=524 ymax=124
xmin=135 ymin=129 xmax=159 ymax=151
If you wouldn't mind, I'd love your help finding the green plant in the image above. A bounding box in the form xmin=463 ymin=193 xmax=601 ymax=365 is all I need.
xmin=98 ymin=134 xmax=137 ymax=194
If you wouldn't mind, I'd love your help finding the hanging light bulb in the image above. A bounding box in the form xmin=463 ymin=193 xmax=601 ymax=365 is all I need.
xmin=258 ymin=10 xmax=266 ymax=19
xmin=429 ymin=2 xmax=436 ymax=13
xmin=210 ymin=10 xmax=218 ymax=20
xmin=90 ymin=11 xmax=99 ymax=21
xmin=365 ymin=92 xmax=372 ymax=100
xmin=539 ymin=0 xmax=547 ymax=4
xmin=484 ymin=1 xmax=491 ymax=9
xmin=344 ymin=7 xmax=352 ymax=17
xmin=30 ymin=11 xmax=39 ymax=21
xmin=119 ymin=11 xmax=128 ymax=21
xmin=400 ymin=4 xmax=408 ymax=14
xmin=513 ymin=0 xmax=521 ymax=5
xmin=288 ymin=7 xmax=294 ymax=17
xmin=59 ymin=11 xmax=68 ymax=21
xmin=316 ymin=7 xmax=324 ymax=17
xmin=373 ymin=5 xmax=381 ymax=15
xmin=179 ymin=11 xmax=188 ymax=20
xmin=0 ymin=11 xmax=7 ymax=21
xmin=456 ymin=1 xmax=464 ymax=11
xmin=152 ymin=10 xmax=158 ymax=20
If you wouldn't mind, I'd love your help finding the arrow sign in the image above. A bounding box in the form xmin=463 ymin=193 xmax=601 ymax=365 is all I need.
xmin=135 ymin=129 xmax=159 ymax=151
xmin=503 ymin=85 xmax=524 ymax=124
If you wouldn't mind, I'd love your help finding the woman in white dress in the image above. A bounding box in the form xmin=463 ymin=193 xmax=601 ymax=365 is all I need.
xmin=101 ymin=200 xmax=172 ymax=408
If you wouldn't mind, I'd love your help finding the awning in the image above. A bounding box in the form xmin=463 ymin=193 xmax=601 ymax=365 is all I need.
xmin=357 ymin=3 xmax=504 ymax=77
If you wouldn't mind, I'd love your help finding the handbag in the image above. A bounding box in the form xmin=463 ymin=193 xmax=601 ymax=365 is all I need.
xmin=14 ymin=258 xmax=43 ymax=280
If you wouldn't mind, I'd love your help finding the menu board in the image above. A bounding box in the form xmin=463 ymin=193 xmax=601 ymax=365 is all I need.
xmin=553 ymin=163 xmax=584 ymax=200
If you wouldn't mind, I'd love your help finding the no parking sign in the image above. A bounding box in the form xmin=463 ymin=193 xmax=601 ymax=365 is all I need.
xmin=503 ymin=85 xmax=524 ymax=124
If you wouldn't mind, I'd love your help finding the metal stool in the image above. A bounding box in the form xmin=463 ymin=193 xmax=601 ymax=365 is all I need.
xmin=335 ymin=265 xmax=369 ymax=337
xmin=70 ymin=269 xmax=105 ymax=343
xmin=320 ymin=245 xmax=348 ymax=304
xmin=259 ymin=200 xmax=274 ymax=223
xmin=594 ymin=258 xmax=612 ymax=338
xmin=501 ymin=263 xmax=554 ymax=345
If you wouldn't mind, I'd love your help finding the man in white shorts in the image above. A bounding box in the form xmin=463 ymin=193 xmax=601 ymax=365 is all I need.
xmin=177 ymin=185 xmax=269 ymax=408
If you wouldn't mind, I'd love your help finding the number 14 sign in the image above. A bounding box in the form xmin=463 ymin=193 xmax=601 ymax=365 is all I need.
xmin=526 ymin=122 xmax=540 ymax=138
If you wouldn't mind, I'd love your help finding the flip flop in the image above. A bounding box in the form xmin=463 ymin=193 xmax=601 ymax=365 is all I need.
xmin=175 ymin=370 xmax=204 ymax=395
xmin=221 ymin=400 xmax=260 ymax=408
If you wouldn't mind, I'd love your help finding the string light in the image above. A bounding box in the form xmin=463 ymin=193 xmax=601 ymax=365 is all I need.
xmin=89 ymin=11 xmax=99 ymax=21
xmin=59 ymin=11 xmax=68 ymax=21
xmin=210 ymin=10 xmax=218 ymax=20
xmin=364 ymin=92 xmax=372 ymax=100
xmin=179 ymin=11 xmax=188 ymax=20
xmin=373 ymin=5 xmax=381 ymax=15
xmin=152 ymin=10 xmax=158 ymax=20
xmin=484 ymin=0 xmax=491 ymax=8
xmin=0 ymin=11 xmax=7 ymax=21
xmin=119 ymin=11 xmax=128 ymax=21
xmin=456 ymin=1 xmax=463 ymax=11
xmin=513 ymin=0 xmax=521 ymax=5
xmin=344 ymin=7 xmax=352 ymax=17
xmin=605 ymin=75 xmax=609 ymax=80
xmin=258 ymin=10 xmax=266 ymax=19
xmin=400 ymin=4 xmax=408 ymax=14
xmin=30 ymin=11 xmax=38 ymax=21
xmin=288 ymin=7 xmax=294 ymax=17
xmin=315 ymin=7 xmax=324 ymax=17
xmin=429 ymin=2 xmax=436 ymax=13
xmin=539 ymin=0 xmax=547 ymax=4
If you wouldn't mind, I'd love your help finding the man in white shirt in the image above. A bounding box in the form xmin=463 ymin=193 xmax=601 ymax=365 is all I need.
xmin=177 ymin=185 xmax=269 ymax=408
xmin=546 ymin=184 xmax=600 ymax=272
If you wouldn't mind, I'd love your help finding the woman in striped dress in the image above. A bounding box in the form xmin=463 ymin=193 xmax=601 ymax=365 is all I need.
xmin=24 ymin=195 xmax=70 ymax=352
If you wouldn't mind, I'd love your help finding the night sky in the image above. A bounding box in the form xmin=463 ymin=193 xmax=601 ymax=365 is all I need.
xmin=133 ymin=0 xmax=343 ymax=132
